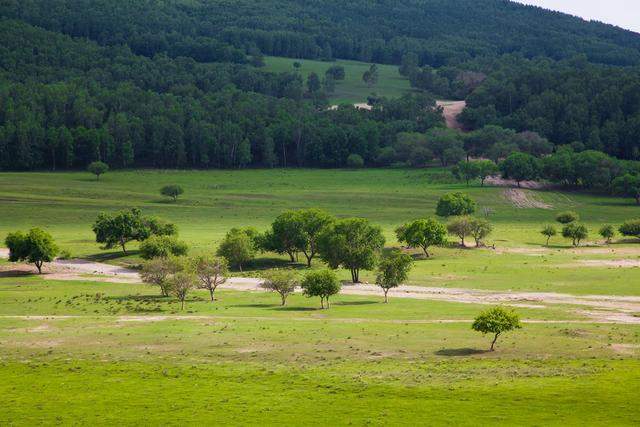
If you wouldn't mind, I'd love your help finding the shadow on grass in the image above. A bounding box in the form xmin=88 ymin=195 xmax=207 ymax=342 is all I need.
xmin=0 ymin=270 xmax=36 ymax=278
xmin=272 ymin=306 xmax=317 ymax=312
xmin=85 ymin=250 xmax=140 ymax=263
xmin=230 ymin=303 xmax=277 ymax=309
xmin=105 ymin=295 xmax=170 ymax=302
xmin=334 ymin=300 xmax=378 ymax=306
xmin=236 ymin=258 xmax=308 ymax=272
xmin=435 ymin=348 xmax=488 ymax=357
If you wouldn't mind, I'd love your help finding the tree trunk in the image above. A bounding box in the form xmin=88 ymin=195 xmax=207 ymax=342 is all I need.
xmin=35 ymin=261 xmax=43 ymax=274
xmin=121 ymin=241 xmax=127 ymax=255
xmin=546 ymin=236 xmax=550 ymax=246
xmin=351 ymin=269 xmax=359 ymax=283
xmin=422 ymin=247 xmax=430 ymax=258
xmin=303 ymin=251 xmax=312 ymax=267
xmin=209 ymin=288 xmax=215 ymax=302
xmin=384 ymin=289 xmax=389 ymax=303
xmin=320 ymin=297 xmax=324 ymax=309
xmin=238 ymin=263 xmax=243 ymax=272
xmin=280 ymin=294 xmax=287 ymax=306
xmin=325 ymin=297 xmax=330 ymax=309
xmin=288 ymin=252 xmax=296 ymax=263
xmin=181 ymin=299 xmax=185 ymax=310
xmin=490 ymin=333 xmax=500 ymax=351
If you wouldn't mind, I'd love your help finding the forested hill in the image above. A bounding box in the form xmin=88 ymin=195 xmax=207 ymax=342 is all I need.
xmin=2 ymin=0 xmax=640 ymax=67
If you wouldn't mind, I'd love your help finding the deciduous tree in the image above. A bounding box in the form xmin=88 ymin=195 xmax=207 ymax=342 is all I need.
xmin=301 ymin=270 xmax=341 ymax=309
xmin=472 ymin=307 xmax=522 ymax=351
xmin=375 ymin=250 xmax=413 ymax=303
xmin=395 ymin=218 xmax=447 ymax=257
xmin=5 ymin=228 xmax=59 ymax=274
xmin=192 ymin=255 xmax=228 ymax=302
xmin=261 ymin=269 xmax=298 ymax=306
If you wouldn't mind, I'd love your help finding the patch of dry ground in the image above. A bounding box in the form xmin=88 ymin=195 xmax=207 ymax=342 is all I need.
xmin=502 ymin=188 xmax=552 ymax=209
xmin=436 ymin=100 xmax=466 ymax=130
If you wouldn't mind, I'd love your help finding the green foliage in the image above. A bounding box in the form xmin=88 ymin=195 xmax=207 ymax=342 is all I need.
xmin=160 ymin=185 xmax=184 ymax=202
xmin=375 ymin=250 xmax=414 ymax=302
xmin=317 ymin=218 xmax=385 ymax=283
xmin=562 ymin=223 xmax=589 ymax=246
xmin=425 ymin=128 xmax=465 ymax=166
xmin=472 ymin=307 xmax=522 ymax=351
xmin=325 ymin=65 xmax=345 ymax=80
xmin=139 ymin=236 xmax=188 ymax=260
xmin=140 ymin=256 xmax=186 ymax=297
xmin=611 ymin=174 xmax=640 ymax=205
xmin=168 ymin=271 xmax=198 ymax=310
xmin=468 ymin=217 xmax=493 ymax=247
xmin=599 ymin=225 xmax=615 ymax=243
xmin=92 ymin=208 xmax=175 ymax=254
xmin=395 ymin=218 xmax=447 ymax=257
xmin=436 ymin=192 xmax=477 ymax=217
xmin=87 ymin=161 xmax=109 ymax=181
xmin=619 ymin=219 xmax=640 ymax=239
xmin=261 ymin=269 xmax=299 ymax=306
xmin=217 ymin=228 xmax=258 ymax=271
xmin=446 ymin=216 xmax=473 ymax=247
xmin=556 ymin=211 xmax=579 ymax=225
xmin=192 ymin=255 xmax=228 ymax=302
xmin=4 ymin=228 xmax=59 ymax=274
xmin=500 ymin=152 xmax=541 ymax=185
xmin=301 ymin=269 xmax=341 ymax=308
xmin=540 ymin=225 xmax=557 ymax=246
xmin=453 ymin=160 xmax=499 ymax=186
xmin=346 ymin=154 xmax=365 ymax=169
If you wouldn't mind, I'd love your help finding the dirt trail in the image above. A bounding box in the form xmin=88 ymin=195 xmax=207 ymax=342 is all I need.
xmin=2 ymin=250 xmax=640 ymax=324
xmin=502 ymin=188 xmax=552 ymax=209
xmin=436 ymin=100 xmax=466 ymax=130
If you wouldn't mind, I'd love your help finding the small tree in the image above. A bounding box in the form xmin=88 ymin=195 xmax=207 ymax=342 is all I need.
xmin=541 ymin=225 xmax=557 ymax=246
xmin=161 ymin=185 xmax=184 ymax=202
xmin=261 ymin=269 xmax=298 ymax=306
xmin=619 ymin=219 xmax=640 ymax=240
xmin=140 ymin=256 xmax=185 ymax=297
xmin=87 ymin=161 xmax=109 ymax=181
xmin=346 ymin=154 xmax=364 ymax=168
xmin=436 ymin=192 xmax=476 ymax=217
xmin=139 ymin=236 xmax=188 ymax=260
xmin=556 ymin=211 xmax=579 ymax=225
xmin=499 ymin=152 xmax=541 ymax=187
xmin=5 ymin=228 xmax=59 ymax=274
xmin=452 ymin=161 xmax=480 ymax=186
xmin=472 ymin=307 xmax=522 ymax=351
xmin=469 ymin=217 xmax=493 ymax=247
xmin=476 ymin=160 xmax=500 ymax=187
xmin=395 ymin=218 xmax=447 ymax=258
xmin=168 ymin=272 xmax=197 ymax=310
xmin=192 ymin=255 xmax=228 ymax=302
xmin=317 ymin=218 xmax=385 ymax=283
xmin=216 ymin=228 xmax=257 ymax=272
xmin=611 ymin=174 xmax=640 ymax=205
xmin=562 ymin=223 xmax=588 ymax=246
xmin=375 ymin=251 xmax=413 ymax=303
xmin=447 ymin=216 xmax=473 ymax=247
xmin=599 ymin=225 xmax=615 ymax=244
xmin=298 ymin=209 xmax=335 ymax=267
xmin=301 ymin=270 xmax=341 ymax=309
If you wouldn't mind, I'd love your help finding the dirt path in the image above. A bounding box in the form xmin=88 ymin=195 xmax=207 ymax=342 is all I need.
xmin=502 ymin=188 xmax=552 ymax=209
xmin=2 ymin=250 xmax=640 ymax=324
xmin=436 ymin=100 xmax=466 ymax=130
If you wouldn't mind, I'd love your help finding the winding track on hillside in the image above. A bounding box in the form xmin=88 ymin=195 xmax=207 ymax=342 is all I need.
xmin=1 ymin=248 xmax=639 ymax=324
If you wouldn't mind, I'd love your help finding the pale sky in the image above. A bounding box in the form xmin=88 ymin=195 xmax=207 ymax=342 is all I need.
xmin=514 ymin=0 xmax=640 ymax=33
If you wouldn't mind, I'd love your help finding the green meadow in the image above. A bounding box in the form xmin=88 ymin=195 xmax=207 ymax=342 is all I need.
xmin=263 ymin=56 xmax=414 ymax=104
xmin=1 ymin=169 xmax=640 ymax=425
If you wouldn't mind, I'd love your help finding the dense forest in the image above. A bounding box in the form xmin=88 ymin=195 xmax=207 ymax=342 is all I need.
xmin=1 ymin=0 xmax=640 ymax=172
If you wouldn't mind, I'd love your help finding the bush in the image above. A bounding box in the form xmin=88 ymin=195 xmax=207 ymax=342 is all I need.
xmin=599 ymin=225 xmax=615 ymax=243
xmin=436 ymin=192 xmax=476 ymax=217
xmin=619 ymin=219 xmax=640 ymax=239
xmin=346 ymin=153 xmax=364 ymax=168
xmin=555 ymin=211 xmax=579 ymax=224
xmin=140 ymin=236 xmax=189 ymax=260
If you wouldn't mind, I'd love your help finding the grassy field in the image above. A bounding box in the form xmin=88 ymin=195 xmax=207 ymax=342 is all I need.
xmin=263 ymin=56 xmax=414 ymax=104
xmin=1 ymin=169 xmax=640 ymax=424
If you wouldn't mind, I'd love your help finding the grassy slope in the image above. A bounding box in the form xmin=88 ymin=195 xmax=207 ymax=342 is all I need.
xmin=2 ymin=169 xmax=640 ymax=295
xmin=263 ymin=56 xmax=414 ymax=104
xmin=0 ymin=278 xmax=638 ymax=425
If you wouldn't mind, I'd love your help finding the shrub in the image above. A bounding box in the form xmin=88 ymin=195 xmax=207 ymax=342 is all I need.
xmin=619 ymin=219 xmax=640 ymax=239
xmin=139 ymin=235 xmax=188 ymax=260
xmin=436 ymin=192 xmax=476 ymax=217
xmin=599 ymin=225 xmax=615 ymax=244
xmin=346 ymin=153 xmax=364 ymax=168
xmin=556 ymin=211 xmax=579 ymax=224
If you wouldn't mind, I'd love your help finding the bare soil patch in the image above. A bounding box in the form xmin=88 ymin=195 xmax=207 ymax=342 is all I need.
xmin=485 ymin=176 xmax=546 ymax=190
xmin=575 ymin=259 xmax=640 ymax=268
xmin=502 ymin=188 xmax=552 ymax=209
xmin=436 ymin=100 xmax=466 ymax=130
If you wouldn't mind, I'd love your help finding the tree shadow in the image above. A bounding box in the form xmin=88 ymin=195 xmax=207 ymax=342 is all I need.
xmin=272 ymin=306 xmax=317 ymax=312
xmin=435 ymin=348 xmax=488 ymax=357
xmin=229 ymin=303 xmax=278 ymax=309
xmin=334 ymin=301 xmax=378 ymax=306
xmin=0 ymin=270 xmax=36 ymax=278
xmin=238 ymin=258 xmax=308 ymax=272
xmin=85 ymin=250 xmax=140 ymax=263
xmin=105 ymin=295 xmax=169 ymax=303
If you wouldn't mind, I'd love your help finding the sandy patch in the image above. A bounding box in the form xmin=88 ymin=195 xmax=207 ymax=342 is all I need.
xmin=575 ymin=259 xmax=640 ymax=268
xmin=610 ymin=343 xmax=640 ymax=355
xmin=485 ymin=176 xmax=546 ymax=190
xmin=502 ymin=188 xmax=552 ymax=209
xmin=436 ymin=100 xmax=466 ymax=130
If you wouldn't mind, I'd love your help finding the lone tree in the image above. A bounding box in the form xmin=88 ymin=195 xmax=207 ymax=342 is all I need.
xmin=261 ymin=269 xmax=298 ymax=306
xmin=436 ymin=192 xmax=476 ymax=217
xmin=611 ymin=174 xmax=640 ymax=205
xmin=446 ymin=216 xmax=473 ymax=247
xmin=5 ymin=228 xmax=59 ymax=274
xmin=140 ymin=256 xmax=185 ymax=297
xmin=192 ymin=255 xmax=228 ymax=302
xmin=375 ymin=250 xmax=414 ymax=303
xmin=301 ymin=270 xmax=341 ymax=309
xmin=217 ymin=227 xmax=257 ymax=272
xmin=168 ymin=271 xmax=197 ymax=310
xmin=556 ymin=211 xmax=579 ymax=225
xmin=540 ymin=225 xmax=557 ymax=246
xmin=619 ymin=219 xmax=640 ymax=240
xmin=599 ymin=225 xmax=615 ymax=244
xmin=469 ymin=217 xmax=493 ymax=247
xmin=562 ymin=223 xmax=589 ymax=246
xmin=161 ymin=184 xmax=184 ymax=202
xmin=317 ymin=218 xmax=385 ymax=283
xmin=87 ymin=161 xmax=109 ymax=181
xmin=395 ymin=218 xmax=447 ymax=258
xmin=92 ymin=208 xmax=176 ymax=254
xmin=472 ymin=306 xmax=522 ymax=351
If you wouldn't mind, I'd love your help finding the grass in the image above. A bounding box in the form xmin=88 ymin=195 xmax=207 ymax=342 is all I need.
xmin=263 ymin=56 xmax=414 ymax=104
xmin=0 ymin=277 xmax=638 ymax=425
